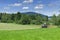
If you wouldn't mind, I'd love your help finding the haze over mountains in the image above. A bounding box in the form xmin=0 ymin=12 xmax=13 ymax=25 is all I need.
xmin=0 ymin=12 xmax=51 ymax=18
xmin=22 ymin=12 xmax=48 ymax=17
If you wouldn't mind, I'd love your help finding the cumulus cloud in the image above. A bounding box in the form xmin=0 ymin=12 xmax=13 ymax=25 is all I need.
xmin=4 ymin=7 xmax=10 ymax=10
xmin=23 ymin=0 xmax=33 ymax=3
xmin=8 ymin=3 xmax=22 ymax=7
xmin=34 ymin=4 xmax=44 ymax=9
xmin=22 ymin=7 xmax=29 ymax=10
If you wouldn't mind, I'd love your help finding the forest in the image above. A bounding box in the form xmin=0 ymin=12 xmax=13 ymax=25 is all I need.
xmin=0 ymin=12 xmax=60 ymax=26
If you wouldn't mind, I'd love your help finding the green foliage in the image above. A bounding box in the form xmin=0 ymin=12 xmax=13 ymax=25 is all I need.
xmin=11 ymin=13 xmax=15 ymax=21
xmin=1 ymin=13 xmax=8 ymax=23
xmin=50 ymin=14 xmax=60 ymax=26
xmin=31 ymin=20 xmax=36 ymax=24
xmin=0 ymin=12 xmax=48 ymax=25
xmin=15 ymin=12 xmax=21 ymax=20
xmin=29 ymin=15 xmax=36 ymax=20
xmin=19 ymin=15 xmax=31 ymax=25
xmin=50 ymin=14 xmax=57 ymax=25
xmin=56 ymin=14 xmax=60 ymax=25
xmin=0 ymin=13 xmax=2 ymax=20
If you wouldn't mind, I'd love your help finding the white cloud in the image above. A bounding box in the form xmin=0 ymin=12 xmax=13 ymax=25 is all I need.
xmin=52 ymin=11 xmax=59 ymax=16
xmin=48 ymin=0 xmax=60 ymax=7
xmin=23 ymin=0 xmax=33 ymax=3
xmin=22 ymin=7 xmax=29 ymax=10
xmin=4 ymin=11 xmax=17 ymax=13
xmin=4 ymin=7 xmax=10 ymax=10
xmin=5 ymin=11 xmax=10 ymax=13
xmin=8 ymin=3 xmax=22 ymax=7
xmin=35 ymin=11 xmax=40 ymax=13
xmin=35 ymin=4 xmax=44 ymax=9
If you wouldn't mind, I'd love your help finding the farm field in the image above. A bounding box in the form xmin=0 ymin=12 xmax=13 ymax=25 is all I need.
xmin=0 ymin=23 xmax=59 ymax=40
xmin=0 ymin=23 xmax=40 ymax=30
xmin=0 ymin=23 xmax=58 ymax=30
xmin=0 ymin=28 xmax=60 ymax=40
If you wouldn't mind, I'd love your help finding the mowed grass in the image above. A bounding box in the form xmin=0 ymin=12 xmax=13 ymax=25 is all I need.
xmin=0 ymin=23 xmax=40 ymax=30
xmin=0 ymin=28 xmax=60 ymax=40
xmin=0 ymin=23 xmax=57 ymax=30
xmin=0 ymin=23 xmax=59 ymax=40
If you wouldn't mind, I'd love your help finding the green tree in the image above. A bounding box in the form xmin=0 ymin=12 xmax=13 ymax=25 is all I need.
xmin=11 ymin=13 xmax=15 ymax=21
xmin=1 ymin=13 xmax=8 ymax=23
xmin=51 ymin=14 xmax=57 ymax=25
xmin=15 ymin=12 xmax=21 ymax=23
xmin=56 ymin=14 xmax=60 ymax=25
xmin=19 ymin=15 xmax=31 ymax=24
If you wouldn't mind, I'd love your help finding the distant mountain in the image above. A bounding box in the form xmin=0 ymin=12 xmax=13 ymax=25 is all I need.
xmin=22 ymin=12 xmax=38 ymax=15
xmin=21 ymin=12 xmax=48 ymax=17
xmin=48 ymin=16 xmax=52 ymax=18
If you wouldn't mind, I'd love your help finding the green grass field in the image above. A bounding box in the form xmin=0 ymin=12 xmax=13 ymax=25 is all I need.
xmin=0 ymin=23 xmax=57 ymax=30
xmin=0 ymin=23 xmax=40 ymax=30
xmin=0 ymin=23 xmax=59 ymax=40
xmin=0 ymin=29 xmax=60 ymax=40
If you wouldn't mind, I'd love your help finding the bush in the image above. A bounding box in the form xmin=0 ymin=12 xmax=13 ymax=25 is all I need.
xmin=31 ymin=20 xmax=42 ymax=25
xmin=7 ymin=20 xmax=13 ymax=23
xmin=20 ymin=19 xmax=31 ymax=25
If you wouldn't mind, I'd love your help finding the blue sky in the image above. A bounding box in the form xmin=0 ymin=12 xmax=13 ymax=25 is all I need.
xmin=0 ymin=0 xmax=60 ymax=16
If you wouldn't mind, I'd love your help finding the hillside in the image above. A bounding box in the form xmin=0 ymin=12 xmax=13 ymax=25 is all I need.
xmin=21 ymin=12 xmax=48 ymax=17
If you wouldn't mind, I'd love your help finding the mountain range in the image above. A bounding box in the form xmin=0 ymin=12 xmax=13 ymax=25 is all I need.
xmin=21 ymin=12 xmax=48 ymax=17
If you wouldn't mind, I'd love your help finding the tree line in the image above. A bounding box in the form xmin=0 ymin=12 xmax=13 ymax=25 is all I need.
xmin=0 ymin=12 xmax=48 ymax=25
xmin=0 ymin=12 xmax=60 ymax=25
xmin=49 ymin=14 xmax=60 ymax=26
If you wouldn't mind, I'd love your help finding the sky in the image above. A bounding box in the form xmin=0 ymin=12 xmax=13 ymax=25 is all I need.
xmin=0 ymin=0 xmax=60 ymax=16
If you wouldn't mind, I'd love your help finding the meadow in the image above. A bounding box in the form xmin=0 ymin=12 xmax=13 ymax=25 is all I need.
xmin=0 ymin=23 xmax=59 ymax=40
xmin=0 ymin=28 xmax=60 ymax=40
xmin=0 ymin=23 xmax=40 ymax=30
